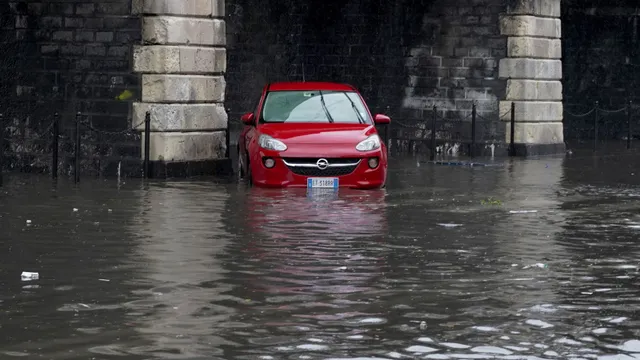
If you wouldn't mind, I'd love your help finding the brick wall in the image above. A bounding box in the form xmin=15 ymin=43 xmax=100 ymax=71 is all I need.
xmin=225 ymin=0 xmax=507 ymax=149
xmin=400 ymin=0 xmax=505 ymax=145
xmin=0 ymin=0 xmax=140 ymax=175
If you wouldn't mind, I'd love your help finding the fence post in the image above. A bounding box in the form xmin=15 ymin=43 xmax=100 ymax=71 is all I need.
xmin=144 ymin=111 xmax=151 ymax=178
xmin=0 ymin=113 xmax=3 ymax=187
xmin=52 ymin=112 xmax=59 ymax=179
xmin=430 ymin=105 xmax=437 ymax=161
xmin=594 ymin=101 xmax=599 ymax=152
xmin=470 ymin=102 xmax=477 ymax=158
xmin=509 ymin=102 xmax=515 ymax=156
xmin=627 ymin=100 xmax=632 ymax=150
xmin=74 ymin=112 xmax=81 ymax=184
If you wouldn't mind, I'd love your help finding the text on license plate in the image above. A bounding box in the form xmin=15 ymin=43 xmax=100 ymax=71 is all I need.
xmin=307 ymin=177 xmax=339 ymax=188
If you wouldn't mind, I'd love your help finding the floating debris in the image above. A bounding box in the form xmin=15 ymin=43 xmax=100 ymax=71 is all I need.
xmin=481 ymin=198 xmax=503 ymax=206
xmin=426 ymin=160 xmax=505 ymax=167
xmin=437 ymin=223 xmax=463 ymax=228
xmin=523 ymin=263 xmax=548 ymax=269
xmin=509 ymin=210 xmax=538 ymax=214
xmin=21 ymin=271 xmax=39 ymax=281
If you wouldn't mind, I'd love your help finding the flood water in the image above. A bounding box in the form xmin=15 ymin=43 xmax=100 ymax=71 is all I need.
xmin=2 ymin=152 xmax=640 ymax=359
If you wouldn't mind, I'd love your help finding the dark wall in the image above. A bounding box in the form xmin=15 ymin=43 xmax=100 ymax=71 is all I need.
xmin=225 ymin=0 xmax=507 ymax=146
xmin=562 ymin=0 xmax=640 ymax=140
xmin=0 ymin=0 xmax=140 ymax=175
xmin=1 ymin=0 xmax=512 ymax=175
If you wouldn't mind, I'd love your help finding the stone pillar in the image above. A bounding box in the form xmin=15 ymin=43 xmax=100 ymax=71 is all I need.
xmin=498 ymin=0 xmax=565 ymax=156
xmin=132 ymin=0 xmax=230 ymax=177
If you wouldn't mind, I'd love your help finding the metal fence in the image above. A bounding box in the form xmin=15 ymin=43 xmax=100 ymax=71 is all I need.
xmin=0 ymin=109 xmax=149 ymax=187
xmin=2 ymin=100 xmax=636 ymax=187
xmin=564 ymin=101 xmax=636 ymax=151
xmin=386 ymin=101 xmax=640 ymax=158
xmin=387 ymin=102 xmax=511 ymax=159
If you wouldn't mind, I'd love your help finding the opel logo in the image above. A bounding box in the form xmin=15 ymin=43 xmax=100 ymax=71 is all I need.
xmin=316 ymin=158 xmax=329 ymax=170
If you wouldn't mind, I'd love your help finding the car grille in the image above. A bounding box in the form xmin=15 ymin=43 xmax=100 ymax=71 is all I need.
xmin=282 ymin=157 xmax=361 ymax=177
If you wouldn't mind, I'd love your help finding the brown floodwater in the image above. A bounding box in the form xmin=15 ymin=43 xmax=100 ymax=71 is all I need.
xmin=2 ymin=151 xmax=640 ymax=359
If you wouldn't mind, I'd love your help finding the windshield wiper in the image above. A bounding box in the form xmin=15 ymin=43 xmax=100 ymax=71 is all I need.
xmin=342 ymin=92 xmax=365 ymax=124
xmin=318 ymin=90 xmax=334 ymax=123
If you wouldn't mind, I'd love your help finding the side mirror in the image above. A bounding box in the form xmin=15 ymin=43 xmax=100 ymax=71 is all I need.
xmin=374 ymin=114 xmax=391 ymax=125
xmin=241 ymin=112 xmax=255 ymax=125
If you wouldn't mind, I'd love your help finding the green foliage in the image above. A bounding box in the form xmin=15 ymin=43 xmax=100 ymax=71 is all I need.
xmin=481 ymin=197 xmax=502 ymax=206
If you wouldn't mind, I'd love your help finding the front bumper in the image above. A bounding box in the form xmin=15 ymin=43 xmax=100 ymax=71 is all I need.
xmin=250 ymin=153 xmax=387 ymax=189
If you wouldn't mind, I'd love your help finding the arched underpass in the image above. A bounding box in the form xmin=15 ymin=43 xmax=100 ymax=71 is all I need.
xmin=0 ymin=0 xmax=637 ymax=176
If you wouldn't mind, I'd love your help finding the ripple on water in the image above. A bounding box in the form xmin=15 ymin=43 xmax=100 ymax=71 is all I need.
xmin=2 ymin=166 xmax=640 ymax=358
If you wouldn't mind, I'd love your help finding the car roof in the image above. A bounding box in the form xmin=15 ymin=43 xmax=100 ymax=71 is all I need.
xmin=267 ymin=81 xmax=357 ymax=92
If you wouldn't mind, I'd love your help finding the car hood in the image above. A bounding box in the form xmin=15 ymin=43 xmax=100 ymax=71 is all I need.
xmin=259 ymin=123 xmax=376 ymax=145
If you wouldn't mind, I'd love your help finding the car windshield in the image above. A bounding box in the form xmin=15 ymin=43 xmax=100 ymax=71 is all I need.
xmin=260 ymin=90 xmax=372 ymax=124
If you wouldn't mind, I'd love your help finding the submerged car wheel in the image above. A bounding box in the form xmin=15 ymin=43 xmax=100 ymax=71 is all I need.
xmin=246 ymin=159 xmax=254 ymax=186
xmin=238 ymin=148 xmax=253 ymax=186
xmin=236 ymin=146 xmax=245 ymax=180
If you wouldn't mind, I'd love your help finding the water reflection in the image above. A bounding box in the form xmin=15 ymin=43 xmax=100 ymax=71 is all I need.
xmin=240 ymin=187 xmax=388 ymax=240
xmin=121 ymin=182 xmax=234 ymax=359
xmin=218 ymin=187 xmax=391 ymax=358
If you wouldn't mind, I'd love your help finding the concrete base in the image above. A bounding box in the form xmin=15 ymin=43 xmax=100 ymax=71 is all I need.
xmin=510 ymin=142 xmax=566 ymax=157
xmin=148 ymin=159 xmax=233 ymax=179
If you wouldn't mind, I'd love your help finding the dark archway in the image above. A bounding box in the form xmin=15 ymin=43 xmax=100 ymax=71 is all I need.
xmin=562 ymin=0 xmax=640 ymax=141
xmin=225 ymin=0 xmax=436 ymax=140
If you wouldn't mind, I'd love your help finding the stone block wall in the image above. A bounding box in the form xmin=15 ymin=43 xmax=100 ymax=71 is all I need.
xmin=131 ymin=0 xmax=229 ymax=176
xmin=499 ymin=0 xmax=565 ymax=153
xmin=401 ymin=0 xmax=506 ymax=144
xmin=0 ymin=0 xmax=141 ymax=175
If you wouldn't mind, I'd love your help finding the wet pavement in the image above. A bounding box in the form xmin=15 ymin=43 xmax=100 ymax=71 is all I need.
xmin=2 ymin=151 xmax=640 ymax=359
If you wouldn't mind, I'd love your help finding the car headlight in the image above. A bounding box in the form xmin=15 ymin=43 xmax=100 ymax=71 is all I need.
xmin=356 ymin=134 xmax=381 ymax=152
xmin=258 ymin=134 xmax=287 ymax=151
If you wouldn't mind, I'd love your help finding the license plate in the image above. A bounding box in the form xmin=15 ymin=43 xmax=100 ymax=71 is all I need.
xmin=307 ymin=177 xmax=339 ymax=189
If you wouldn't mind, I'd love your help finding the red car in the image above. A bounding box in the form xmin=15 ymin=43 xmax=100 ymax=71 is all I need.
xmin=236 ymin=81 xmax=391 ymax=189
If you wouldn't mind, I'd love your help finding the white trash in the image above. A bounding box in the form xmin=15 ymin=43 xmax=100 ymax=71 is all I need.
xmin=437 ymin=223 xmax=463 ymax=228
xmin=21 ymin=271 xmax=39 ymax=281
xmin=509 ymin=210 xmax=538 ymax=214
xmin=523 ymin=263 xmax=548 ymax=269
